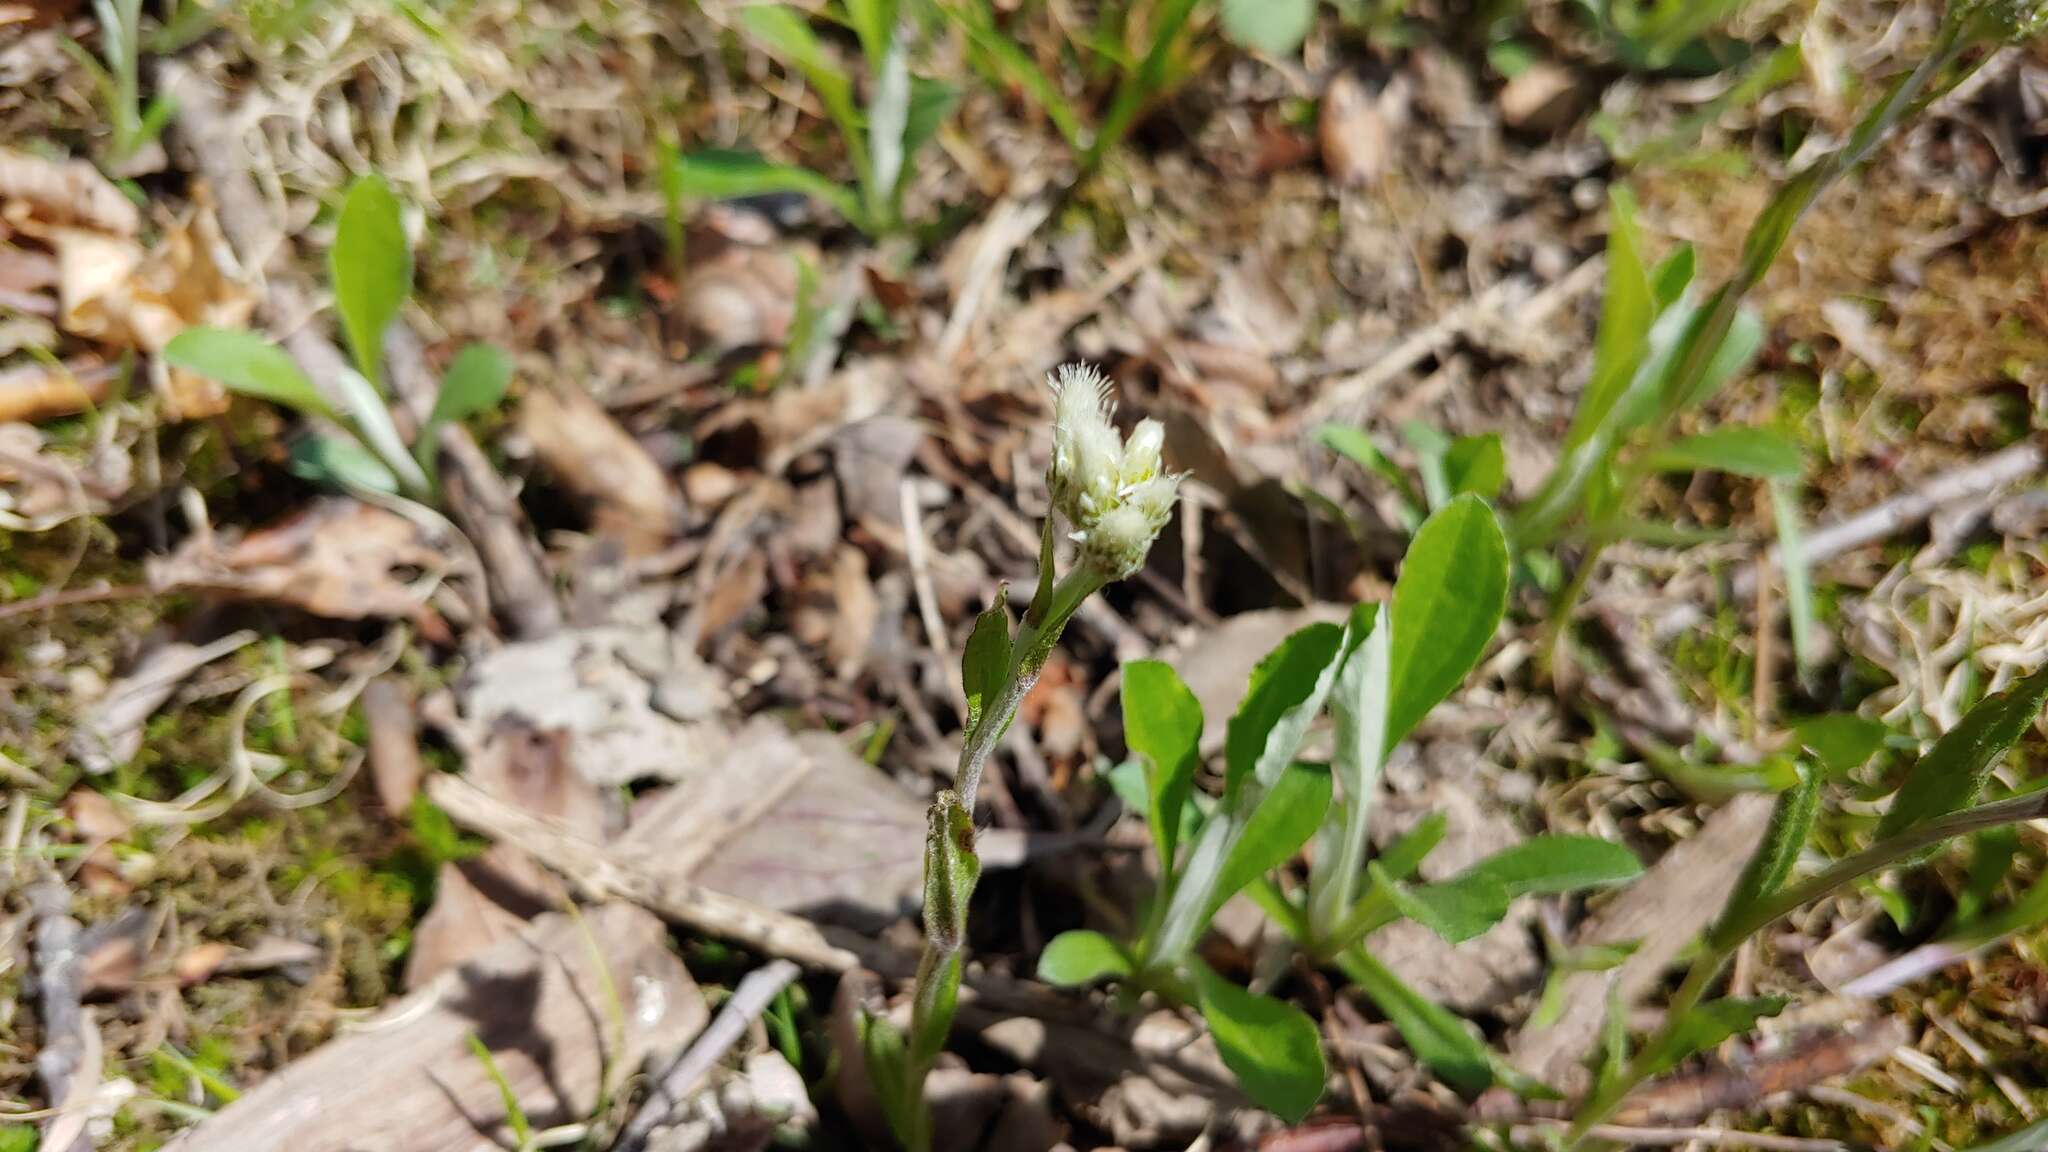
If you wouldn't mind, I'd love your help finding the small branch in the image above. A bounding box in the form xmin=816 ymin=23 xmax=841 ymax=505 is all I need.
xmin=1736 ymin=440 xmax=2043 ymax=596
xmin=615 ymin=959 xmax=801 ymax=1152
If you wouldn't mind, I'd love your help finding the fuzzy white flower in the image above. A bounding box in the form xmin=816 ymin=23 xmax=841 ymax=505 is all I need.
xmin=1046 ymin=363 xmax=1181 ymax=581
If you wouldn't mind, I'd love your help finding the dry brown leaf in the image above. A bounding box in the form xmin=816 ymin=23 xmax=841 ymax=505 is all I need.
xmin=0 ymin=147 xmax=140 ymax=235
xmin=147 ymin=498 xmax=446 ymax=620
xmin=1498 ymin=60 xmax=1585 ymax=133
xmin=0 ymin=419 xmax=131 ymax=528
xmin=0 ymin=358 xmax=117 ymax=424
xmin=1321 ymin=73 xmax=1392 ymax=187
xmin=522 ymin=383 xmax=682 ymax=555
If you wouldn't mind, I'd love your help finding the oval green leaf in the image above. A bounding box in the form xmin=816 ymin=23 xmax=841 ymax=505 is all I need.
xmin=1123 ymin=659 xmax=1202 ymax=869
xmin=1194 ymin=963 xmax=1325 ymax=1122
xmin=330 ymin=173 xmax=412 ymax=387
xmin=1387 ymin=495 xmax=1509 ymax=748
xmin=1037 ymin=930 xmax=1131 ymax=988
xmin=430 ymin=343 xmax=513 ymax=428
xmin=164 ymin=326 xmax=334 ymax=420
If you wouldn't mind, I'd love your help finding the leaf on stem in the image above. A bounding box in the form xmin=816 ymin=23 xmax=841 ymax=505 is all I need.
xmin=665 ymin=149 xmax=865 ymax=226
xmin=1206 ymin=762 xmax=1332 ymax=923
xmin=1637 ymin=995 xmax=1788 ymax=1080
xmin=1445 ymin=434 xmax=1506 ymax=500
xmin=430 ymin=343 xmax=513 ymax=429
xmin=1385 ymin=836 xmax=1642 ymax=943
xmin=1193 ymin=962 xmax=1325 ymax=1122
xmin=961 ymin=588 xmax=1012 ymax=739
xmin=1224 ymin=620 xmax=1347 ymax=794
xmin=1387 ymin=495 xmax=1509 ymax=747
xmin=1771 ymin=478 xmax=1817 ymax=671
xmin=1873 ymin=662 xmax=2048 ymax=845
xmin=1792 ymin=713 xmax=1887 ymax=775
xmin=1339 ymin=947 xmax=1492 ymax=1094
xmin=1645 ymin=426 xmax=1803 ymax=479
xmin=1123 ymin=659 xmax=1202 ymax=869
xmin=162 ymin=327 xmax=335 ymax=421
xmin=1037 ymin=930 xmax=1131 ymax=987
xmin=1568 ymin=185 xmax=1655 ymax=451
xmin=1710 ymin=760 xmax=1820 ymax=947
xmin=330 ymin=172 xmax=412 ymax=388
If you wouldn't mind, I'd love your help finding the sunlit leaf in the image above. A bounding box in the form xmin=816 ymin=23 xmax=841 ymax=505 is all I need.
xmin=1339 ymin=947 xmax=1491 ymax=1094
xmin=163 ymin=327 xmax=334 ymax=420
xmin=1123 ymin=659 xmax=1202 ymax=869
xmin=666 ymin=149 xmax=864 ymax=225
xmin=1874 ymin=663 xmax=2048 ymax=845
xmin=1387 ymin=495 xmax=1508 ymax=747
xmin=1194 ymin=963 xmax=1325 ymax=1122
xmin=1645 ymin=426 xmax=1803 ymax=479
xmin=1219 ymin=0 xmax=1314 ymax=55
xmin=1037 ymin=930 xmax=1130 ymax=987
xmin=330 ymin=172 xmax=411 ymax=388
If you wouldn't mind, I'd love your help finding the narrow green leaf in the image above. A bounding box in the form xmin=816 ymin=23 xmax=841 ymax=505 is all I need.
xmin=1194 ymin=963 xmax=1325 ymax=1122
xmin=429 ymin=343 xmax=513 ymax=429
xmin=1310 ymin=602 xmax=1392 ymax=932
xmin=901 ymin=77 xmax=960 ymax=174
xmin=961 ymin=588 xmax=1012 ymax=739
xmin=1387 ymin=495 xmax=1509 ymax=747
xmin=1315 ymin=423 xmax=1425 ymax=526
xmin=1219 ymin=0 xmax=1314 ymax=55
xmin=1123 ymin=659 xmax=1202 ymax=869
xmin=1224 ymin=621 xmax=1347 ymax=794
xmin=1445 ymin=434 xmax=1506 ymax=500
xmin=951 ymin=0 xmax=1084 ymax=148
xmin=1339 ymin=947 xmax=1492 ymax=1094
xmin=1375 ymin=811 xmax=1446 ymax=880
xmin=1639 ymin=996 xmax=1788 ymax=1080
xmin=466 ymin=1035 xmax=532 ymax=1147
xmin=1792 ymin=713 xmax=1887 ymax=776
xmin=666 ymin=149 xmax=865 ymax=226
xmin=1387 ymin=836 xmax=1641 ymax=944
xmin=1037 ymin=930 xmax=1130 ymax=987
xmin=330 ymin=173 xmax=411 ymax=387
xmin=1649 ymin=244 xmax=1696 ymax=310
xmin=1646 ymin=426 xmax=1803 ymax=479
xmin=333 ymin=367 xmax=431 ymax=495
xmin=163 ymin=327 xmax=334 ymax=420
xmin=840 ymin=0 xmax=897 ymax=66
xmin=1569 ymin=185 xmax=1655 ymax=451
xmin=1671 ymin=303 xmax=1765 ymax=412
xmin=1772 ymin=479 xmax=1817 ymax=671
xmin=1206 ymin=762 xmax=1331 ymax=922
xmin=741 ymin=6 xmax=865 ymax=156
xmin=1874 ymin=663 xmax=2048 ymax=844
xmin=1710 ymin=761 xmax=1820 ymax=949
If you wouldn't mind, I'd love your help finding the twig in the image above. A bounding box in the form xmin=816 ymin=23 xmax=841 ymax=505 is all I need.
xmin=30 ymin=882 xmax=92 ymax=1152
xmin=1736 ymin=440 xmax=2044 ymax=596
xmin=615 ymin=959 xmax=802 ymax=1151
xmin=1514 ymin=1120 xmax=1847 ymax=1152
xmin=426 ymin=772 xmax=861 ymax=971
xmin=900 ymin=476 xmax=949 ymax=661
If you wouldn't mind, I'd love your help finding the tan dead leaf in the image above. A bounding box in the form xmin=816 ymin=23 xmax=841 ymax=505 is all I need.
xmin=148 ymin=497 xmax=446 ymax=620
xmin=1320 ymin=72 xmax=1399 ymax=188
xmin=522 ymin=384 xmax=682 ymax=555
xmin=52 ymin=203 xmax=256 ymax=419
xmin=1498 ymin=60 xmax=1585 ymax=133
xmin=0 ymin=358 xmax=117 ymax=424
xmin=827 ymin=544 xmax=876 ymax=681
xmin=172 ymin=941 xmax=236 ymax=986
xmin=63 ymin=787 xmax=129 ymax=842
xmin=0 ymin=147 xmax=140 ymax=235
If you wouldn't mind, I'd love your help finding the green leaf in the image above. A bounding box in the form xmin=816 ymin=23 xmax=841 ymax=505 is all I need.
xmin=467 ymin=1034 xmax=533 ymax=1147
xmin=1379 ymin=861 xmax=1510 ymax=944
xmin=1570 ymin=185 xmax=1655 ymax=451
xmin=1375 ymin=811 xmax=1446 ymax=880
xmin=666 ymin=149 xmax=865 ymax=226
xmin=1194 ymin=963 xmax=1325 ymax=1122
xmin=1389 ymin=837 xmax=1641 ymax=943
xmin=429 ymin=343 xmax=513 ymax=428
xmin=1225 ymin=621 xmax=1347 ymax=794
xmin=1123 ymin=659 xmax=1202 ymax=869
xmin=330 ymin=173 xmax=412 ymax=388
xmin=1037 ymin=930 xmax=1131 ymax=987
xmin=1219 ymin=0 xmax=1313 ymax=55
xmin=290 ymin=435 xmax=400 ymax=494
xmin=901 ymin=77 xmax=960 ymax=174
xmin=163 ymin=327 xmax=334 ymax=420
xmin=0 ymin=1124 xmax=36 ymax=1152
xmin=1771 ymin=479 xmax=1817 ymax=671
xmin=951 ymin=0 xmax=1084 ymax=148
xmin=741 ymin=6 xmax=864 ymax=154
xmin=1792 ymin=713 xmax=1887 ymax=775
xmin=1310 ymin=601 xmax=1391 ymax=930
xmin=1649 ymin=243 xmax=1696 ymax=310
xmin=1445 ymin=434 xmax=1506 ymax=500
xmin=961 ymin=588 xmax=1012 ymax=739
xmin=861 ymin=1010 xmax=919 ymax=1149
xmin=1959 ymin=1119 xmax=2048 ymax=1152
xmin=1339 ymin=947 xmax=1492 ymax=1094
xmin=1646 ymin=426 xmax=1803 ymax=479
xmin=1956 ymin=826 xmax=2023 ymax=927
xmin=1874 ymin=663 xmax=2048 ymax=845
xmin=1207 ymin=762 xmax=1331 ymax=922
xmin=1671 ymin=303 xmax=1764 ymax=412
xmin=333 ymin=366 xmax=431 ymax=495
xmin=1639 ymin=996 xmax=1788 ymax=1079
xmin=840 ymin=0 xmax=897 ymax=67
xmin=921 ymin=792 xmax=980 ymax=949
xmin=1710 ymin=761 xmax=1820 ymax=949
xmin=1315 ymin=423 xmax=1425 ymax=526
xmin=1387 ymin=495 xmax=1509 ymax=747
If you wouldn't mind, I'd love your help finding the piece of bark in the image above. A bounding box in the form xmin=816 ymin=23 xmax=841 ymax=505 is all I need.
xmin=160 ymin=62 xmax=561 ymax=640
xmin=1505 ymin=792 xmax=1775 ymax=1096
xmin=518 ymin=381 xmax=683 ymax=556
xmin=164 ymin=903 xmax=705 ymax=1152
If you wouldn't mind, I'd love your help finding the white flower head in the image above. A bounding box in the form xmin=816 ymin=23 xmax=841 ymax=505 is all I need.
xmin=1045 ymin=363 xmax=1182 ymax=582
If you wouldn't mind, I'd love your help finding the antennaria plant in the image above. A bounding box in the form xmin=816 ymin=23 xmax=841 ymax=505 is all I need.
xmin=864 ymin=364 xmax=1179 ymax=1152
xmin=163 ymin=172 xmax=513 ymax=503
xmin=1042 ymin=498 xmax=1645 ymax=1114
